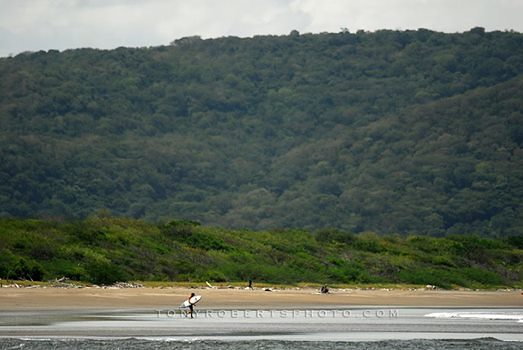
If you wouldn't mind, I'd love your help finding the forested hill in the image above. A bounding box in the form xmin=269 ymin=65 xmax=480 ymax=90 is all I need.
xmin=1 ymin=28 xmax=523 ymax=235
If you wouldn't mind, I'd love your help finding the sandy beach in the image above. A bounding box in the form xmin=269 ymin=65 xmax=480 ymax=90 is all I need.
xmin=1 ymin=286 xmax=522 ymax=310
xmin=1 ymin=286 xmax=522 ymax=344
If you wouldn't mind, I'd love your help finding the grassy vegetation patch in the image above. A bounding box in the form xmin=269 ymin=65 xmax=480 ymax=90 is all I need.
xmin=0 ymin=218 xmax=521 ymax=289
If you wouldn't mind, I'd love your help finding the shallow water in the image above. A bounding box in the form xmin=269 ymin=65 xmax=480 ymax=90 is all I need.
xmin=0 ymin=338 xmax=522 ymax=350
xmin=0 ymin=307 xmax=522 ymax=348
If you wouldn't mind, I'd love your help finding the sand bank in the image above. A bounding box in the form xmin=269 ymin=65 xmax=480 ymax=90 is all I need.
xmin=1 ymin=287 xmax=521 ymax=310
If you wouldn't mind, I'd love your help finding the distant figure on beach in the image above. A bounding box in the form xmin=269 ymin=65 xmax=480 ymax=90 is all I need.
xmin=320 ymin=285 xmax=329 ymax=294
xmin=187 ymin=292 xmax=196 ymax=318
xmin=248 ymin=279 xmax=253 ymax=289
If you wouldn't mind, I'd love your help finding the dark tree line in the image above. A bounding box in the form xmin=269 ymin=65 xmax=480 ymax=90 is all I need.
xmin=1 ymin=28 xmax=522 ymax=235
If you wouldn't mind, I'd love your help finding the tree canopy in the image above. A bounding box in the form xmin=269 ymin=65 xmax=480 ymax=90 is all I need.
xmin=1 ymin=28 xmax=522 ymax=235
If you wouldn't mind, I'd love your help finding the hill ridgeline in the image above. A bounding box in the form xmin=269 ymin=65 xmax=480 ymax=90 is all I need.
xmin=1 ymin=28 xmax=523 ymax=235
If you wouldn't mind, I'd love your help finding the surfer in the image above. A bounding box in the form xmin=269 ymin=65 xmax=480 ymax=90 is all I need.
xmin=187 ymin=292 xmax=196 ymax=318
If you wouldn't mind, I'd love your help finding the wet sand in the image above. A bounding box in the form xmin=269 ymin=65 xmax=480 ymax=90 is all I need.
xmin=1 ymin=287 xmax=522 ymax=310
xmin=0 ymin=287 xmax=522 ymax=341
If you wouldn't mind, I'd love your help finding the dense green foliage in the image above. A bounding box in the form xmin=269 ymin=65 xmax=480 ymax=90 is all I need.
xmin=0 ymin=217 xmax=521 ymax=288
xmin=1 ymin=28 xmax=523 ymax=234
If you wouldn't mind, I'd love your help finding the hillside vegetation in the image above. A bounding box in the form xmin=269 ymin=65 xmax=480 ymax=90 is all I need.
xmin=1 ymin=28 xmax=523 ymax=234
xmin=0 ymin=217 xmax=522 ymax=288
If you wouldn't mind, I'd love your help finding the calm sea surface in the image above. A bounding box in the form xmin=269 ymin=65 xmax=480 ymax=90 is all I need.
xmin=0 ymin=338 xmax=521 ymax=350
xmin=1 ymin=307 xmax=521 ymax=349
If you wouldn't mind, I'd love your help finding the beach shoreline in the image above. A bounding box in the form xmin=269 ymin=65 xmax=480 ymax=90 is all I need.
xmin=1 ymin=287 xmax=522 ymax=342
xmin=1 ymin=286 xmax=521 ymax=310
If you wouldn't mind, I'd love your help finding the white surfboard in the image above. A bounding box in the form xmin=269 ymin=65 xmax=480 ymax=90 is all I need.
xmin=180 ymin=295 xmax=202 ymax=308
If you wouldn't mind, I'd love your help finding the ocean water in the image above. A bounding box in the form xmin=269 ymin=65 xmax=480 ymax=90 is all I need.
xmin=0 ymin=338 xmax=522 ymax=350
xmin=1 ymin=307 xmax=522 ymax=349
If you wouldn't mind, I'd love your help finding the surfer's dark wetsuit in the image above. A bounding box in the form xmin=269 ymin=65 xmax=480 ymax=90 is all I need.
xmin=188 ymin=293 xmax=196 ymax=318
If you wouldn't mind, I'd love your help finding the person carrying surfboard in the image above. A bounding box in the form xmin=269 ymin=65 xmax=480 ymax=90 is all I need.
xmin=180 ymin=293 xmax=202 ymax=318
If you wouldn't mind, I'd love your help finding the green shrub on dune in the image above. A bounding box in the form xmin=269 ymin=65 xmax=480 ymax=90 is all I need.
xmin=0 ymin=217 xmax=521 ymax=288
